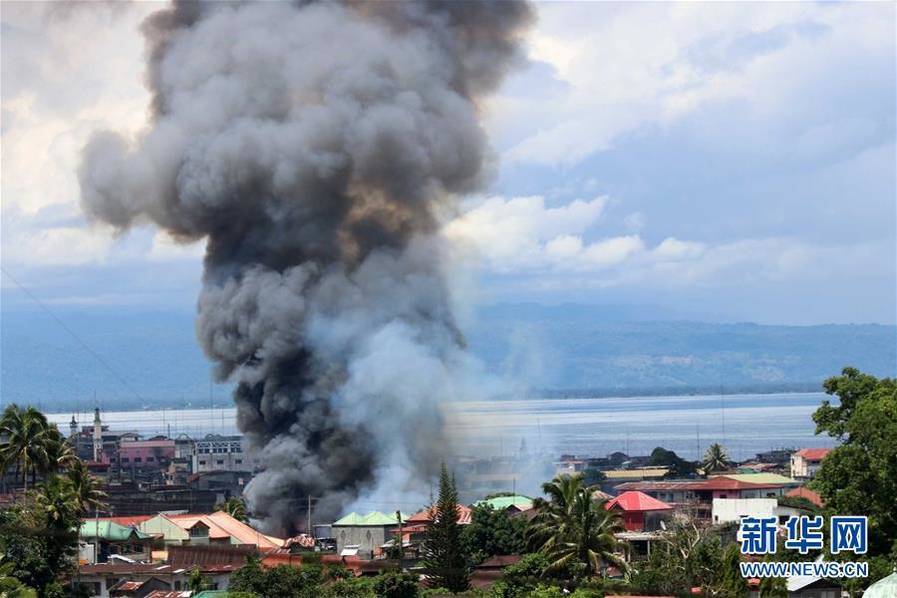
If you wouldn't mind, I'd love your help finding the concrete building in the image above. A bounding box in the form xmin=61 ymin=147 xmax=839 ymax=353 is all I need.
xmin=332 ymin=511 xmax=406 ymax=559
xmin=605 ymin=491 xmax=673 ymax=532
xmin=119 ymin=439 xmax=176 ymax=471
xmin=790 ymin=448 xmax=831 ymax=479
xmin=139 ymin=511 xmax=283 ymax=549
xmin=192 ymin=435 xmax=257 ymax=473
xmin=712 ymin=498 xmax=811 ymax=525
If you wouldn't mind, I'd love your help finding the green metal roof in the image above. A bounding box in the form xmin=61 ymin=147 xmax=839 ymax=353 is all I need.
xmin=474 ymin=495 xmax=534 ymax=510
xmin=79 ymin=520 xmax=152 ymax=541
xmin=722 ymin=473 xmax=798 ymax=485
xmin=863 ymin=572 xmax=897 ymax=598
xmin=193 ymin=592 xmax=230 ymax=598
xmin=332 ymin=511 xmax=408 ymax=526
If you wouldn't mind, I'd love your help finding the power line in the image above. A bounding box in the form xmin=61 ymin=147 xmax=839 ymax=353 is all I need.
xmin=1 ymin=266 xmax=146 ymax=404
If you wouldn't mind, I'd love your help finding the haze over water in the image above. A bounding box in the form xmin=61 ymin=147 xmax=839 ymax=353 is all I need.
xmin=48 ymin=391 xmax=834 ymax=462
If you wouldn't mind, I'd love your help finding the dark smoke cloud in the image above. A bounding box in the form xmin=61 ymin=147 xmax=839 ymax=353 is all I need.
xmin=79 ymin=0 xmax=532 ymax=533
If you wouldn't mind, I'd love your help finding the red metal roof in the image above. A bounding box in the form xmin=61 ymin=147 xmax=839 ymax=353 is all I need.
xmin=605 ymin=491 xmax=673 ymax=512
xmin=615 ymin=476 xmax=786 ymax=493
xmin=794 ymin=448 xmax=831 ymax=461
xmin=786 ymin=486 xmax=824 ymax=507
xmin=406 ymin=504 xmax=472 ymax=525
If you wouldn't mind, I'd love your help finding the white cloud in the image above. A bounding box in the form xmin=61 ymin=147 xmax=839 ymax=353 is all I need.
xmin=444 ymin=195 xmax=607 ymax=272
xmin=492 ymin=2 xmax=894 ymax=167
xmin=444 ymin=194 xmax=882 ymax=292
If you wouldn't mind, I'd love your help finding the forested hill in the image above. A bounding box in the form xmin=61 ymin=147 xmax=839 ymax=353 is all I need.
xmin=1 ymin=304 xmax=894 ymax=411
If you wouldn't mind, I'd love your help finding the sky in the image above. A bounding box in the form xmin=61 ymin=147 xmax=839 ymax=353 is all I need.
xmin=2 ymin=1 xmax=895 ymax=325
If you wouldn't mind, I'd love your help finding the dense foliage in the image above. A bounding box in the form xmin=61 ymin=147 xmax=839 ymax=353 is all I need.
xmin=461 ymin=505 xmax=527 ymax=565
xmin=650 ymin=446 xmax=697 ymax=477
xmin=526 ymin=475 xmax=625 ymax=580
xmin=628 ymin=523 xmax=748 ymax=597
xmin=811 ymin=368 xmax=897 ymax=590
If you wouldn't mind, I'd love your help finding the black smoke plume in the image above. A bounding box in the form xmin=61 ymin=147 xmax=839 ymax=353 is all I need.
xmin=79 ymin=0 xmax=532 ymax=533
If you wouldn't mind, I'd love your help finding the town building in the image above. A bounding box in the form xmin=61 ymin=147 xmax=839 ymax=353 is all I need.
xmin=192 ymin=435 xmax=257 ymax=473
xmin=785 ymin=486 xmax=824 ymax=508
xmin=605 ymin=491 xmax=673 ymax=532
xmin=790 ymin=448 xmax=831 ymax=479
xmin=614 ymin=473 xmax=800 ymax=521
xmin=119 ymin=438 xmax=176 ymax=471
xmin=331 ymin=511 xmax=407 ymax=559
xmin=76 ymin=544 xmax=249 ymax=597
xmin=138 ymin=511 xmax=283 ymax=550
xmin=711 ymin=498 xmax=812 ymax=525
xmin=473 ymin=495 xmax=534 ymax=513
xmin=79 ymin=520 xmax=155 ymax=563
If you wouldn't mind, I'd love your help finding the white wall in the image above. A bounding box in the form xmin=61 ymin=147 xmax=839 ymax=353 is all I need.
xmin=712 ymin=498 xmax=778 ymax=524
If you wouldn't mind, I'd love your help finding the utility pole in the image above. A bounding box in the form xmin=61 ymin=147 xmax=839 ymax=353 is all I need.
xmin=307 ymin=495 xmax=312 ymax=535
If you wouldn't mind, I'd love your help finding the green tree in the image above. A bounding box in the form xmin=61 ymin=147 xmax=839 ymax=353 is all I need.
xmin=491 ymin=552 xmax=548 ymax=598
xmin=460 ymin=504 xmax=526 ymax=565
xmin=0 ymin=561 xmax=37 ymax=598
xmin=228 ymin=555 xmax=268 ymax=596
xmin=373 ymin=570 xmax=419 ymax=598
xmin=66 ymin=459 xmax=106 ymax=517
xmin=421 ymin=464 xmax=469 ymax=593
xmin=649 ymin=447 xmax=697 ymax=477
xmin=215 ymin=496 xmax=248 ymax=522
xmin=526 ymin=475 xmax=625 ymax=580
xmin=0 ymin=476 xmax=81 ymax=596
xmin=188 ymin=566 xmax=211 ymax=593
xmin=702 ymin=443 xmax=729 ymax=473
xmin=0 ymin=405 xmax=51 ymax=489
xmin=37 ymin=428 xmax=75 ymax=477
xmin=810 ymin=368 xmax=897 ymax=589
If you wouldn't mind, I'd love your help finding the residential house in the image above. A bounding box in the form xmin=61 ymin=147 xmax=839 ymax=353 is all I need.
xmin=470 ymin=555 xmax=522 ymax=589
xmin=472 ymin=495 xmax=534 ymax=513
xmin=108 ymin=577 xmax=170 ymax=598
xmin=790 ymin=449 xmax=831 ymax=479
xmin=605 ymin=491 xmax=673 ymax=532
xmin=80 ymin=520 xmax=155 ymax=563
xmin=331 ymin=511 xmax=407 ymax=559
xmin=138 ymin=511 xmax=283 ymax=550
xmin=785 ymin=486 xmax=824 ymax=508
xmin=78 ymin=544 xmax=253 ymax=598
xmin=399 ymin=504 xmax=473 ymax=558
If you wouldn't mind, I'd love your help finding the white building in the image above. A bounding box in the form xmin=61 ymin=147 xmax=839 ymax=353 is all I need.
xmin=191 ymin=434 xmax=259 ymax=473
xmin=712 ymin=498 xmax=811 ymax=525
xmin=790 ymin=448 xmax=831 ymax=479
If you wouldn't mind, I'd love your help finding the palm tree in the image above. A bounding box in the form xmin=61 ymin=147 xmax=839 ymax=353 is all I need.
xmin=67 ymin=459 xmax=107 ymax=517
xmin=527 ymin=474 xmax=626 ymax=579
xmin=702 ymin=443 xmax=729 ymax=473
xmin=38 ymin=427 xmax=76 ymax=476
xmin=215 ymin=496 xmax=247 ymax=522
xmin=0 ymin=405 xmax=51 ymax=490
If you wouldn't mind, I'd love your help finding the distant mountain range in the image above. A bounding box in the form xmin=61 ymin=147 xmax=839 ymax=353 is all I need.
xmin=1 ymin=304 xmax=894 ymax=411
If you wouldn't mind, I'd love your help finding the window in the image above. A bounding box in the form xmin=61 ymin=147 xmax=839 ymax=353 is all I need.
xmin=199 ymin=459 xmax=207 ymax=465
xmin=147 ymin=457 xmax=154 ymax=462
xmin=216 ymin=460 xmax=224 ymax=466
xmin=235 ymin=459 xmax=243 ymax=465
xmin=121 ymin=458 xmax=130 ymax=463
xmin=134 ymin=457 xmax=142 ymax=463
